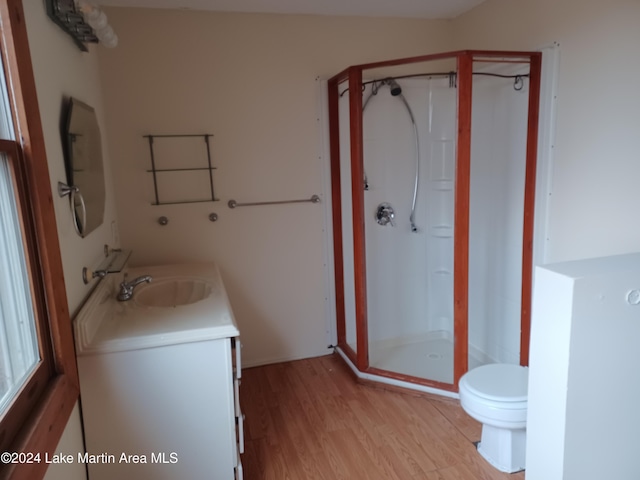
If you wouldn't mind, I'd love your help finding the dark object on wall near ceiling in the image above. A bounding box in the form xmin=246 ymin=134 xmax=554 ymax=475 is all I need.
xmin=45 ymin=0 xmax=98 ymax=52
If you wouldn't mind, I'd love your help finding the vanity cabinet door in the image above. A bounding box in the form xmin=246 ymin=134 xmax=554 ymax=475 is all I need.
xmin=79 ymin=339 xmax=237 ymax=480
xmin=231 ymin=336 xmax=245 ymax=473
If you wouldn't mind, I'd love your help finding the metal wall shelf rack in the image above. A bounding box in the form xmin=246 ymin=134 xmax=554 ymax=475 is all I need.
xmin=144 ymin=133 xmax=217 ymax=205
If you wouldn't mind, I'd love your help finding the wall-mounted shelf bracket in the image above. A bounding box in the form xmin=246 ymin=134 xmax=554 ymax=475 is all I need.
xmin=82 ymin=246 xmax=131 ymax=284
xmin=144 ymin=134 xmax=217 ymax=206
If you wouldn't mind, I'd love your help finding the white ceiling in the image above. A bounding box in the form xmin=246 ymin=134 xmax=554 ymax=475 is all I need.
xmin=97 ymin=0 xmax=486 ymax=20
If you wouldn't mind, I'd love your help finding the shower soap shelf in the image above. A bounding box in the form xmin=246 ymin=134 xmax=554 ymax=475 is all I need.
xmin=144 ymin=133 xmax=218 ymax=206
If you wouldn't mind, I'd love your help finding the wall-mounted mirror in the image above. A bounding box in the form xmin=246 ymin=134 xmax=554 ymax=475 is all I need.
xmin=61 ymin=97 xmax=106 ymax=237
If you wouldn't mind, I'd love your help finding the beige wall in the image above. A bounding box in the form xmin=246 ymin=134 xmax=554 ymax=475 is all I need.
xmin=453 ymin=0 xmax=640 ymax=262
xmin=98 ymin=8 xmax=453 ymax=366
xmin=23 ymin=2 xmax=120 ymax=479
xmin=25 ymin=3 xmax=120 ymax=312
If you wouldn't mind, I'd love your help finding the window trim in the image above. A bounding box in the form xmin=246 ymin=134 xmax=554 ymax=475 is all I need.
xmin=0 ymin=1 xmax=79 ymax=479
xmin=0 ymin=140 xmax=55 ymax=455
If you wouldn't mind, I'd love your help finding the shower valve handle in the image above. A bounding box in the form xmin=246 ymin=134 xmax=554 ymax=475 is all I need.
xmin=376 ymin=203 xmax=395 ymax=227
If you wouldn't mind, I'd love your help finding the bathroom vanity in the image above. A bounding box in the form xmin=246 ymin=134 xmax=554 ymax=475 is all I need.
xmin=74 ymin=263 xmax=243 ymax=480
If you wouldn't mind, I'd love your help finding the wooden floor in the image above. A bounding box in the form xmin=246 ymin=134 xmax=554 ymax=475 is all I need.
xmin=240 ymin=353 xmax=526 ymax=480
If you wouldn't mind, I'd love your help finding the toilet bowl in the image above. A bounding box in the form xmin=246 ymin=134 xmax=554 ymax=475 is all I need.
xmin=458 ymin=363 xmax=528 ymax=473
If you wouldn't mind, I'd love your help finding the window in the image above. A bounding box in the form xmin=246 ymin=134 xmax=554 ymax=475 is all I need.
xmin=0 ymin=1 xmax=79 ymax=479
xmin=0 ymin=49 xmax=42 ymax=421
xmin=0 ymin=151 xmax=41 ymax=414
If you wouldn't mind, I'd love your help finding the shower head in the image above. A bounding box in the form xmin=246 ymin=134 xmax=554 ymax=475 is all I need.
xmin=387 ymin=78 xmax=402 ymax=96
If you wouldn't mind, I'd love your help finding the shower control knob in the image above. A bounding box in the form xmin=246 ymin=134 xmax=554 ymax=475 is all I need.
xmin=375 ymin=203 xmax=395 ymax=227
xmin=627 ymin=289 xmax=640 ymax=305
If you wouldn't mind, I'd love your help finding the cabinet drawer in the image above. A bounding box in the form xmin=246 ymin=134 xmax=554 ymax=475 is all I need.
xmin=235 ymin=451 xmax=243 ymax=480
xmin=235 ymin=409 xmax=245 ymax=454
xmin=231 ymin=337 xmax=242 ymax=379
xmin=234 ymin=377 xmax=241 ymax=417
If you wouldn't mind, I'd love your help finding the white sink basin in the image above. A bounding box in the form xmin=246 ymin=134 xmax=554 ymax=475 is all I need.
xmin=135 ymin=277 xmax=213 ymax=307
xmin=73 ymin=263 xmax=238 ymax=355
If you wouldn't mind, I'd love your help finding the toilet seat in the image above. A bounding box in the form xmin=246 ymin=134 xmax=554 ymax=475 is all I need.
xmin=461 ymin=364 xmax=528 ymax=402
xmin=459 ymin=364 xmax=528 ymax=429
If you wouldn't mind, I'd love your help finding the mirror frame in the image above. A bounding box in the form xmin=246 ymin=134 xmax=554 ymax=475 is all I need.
xmin=62 ymin=97 xmax=106 ymax=238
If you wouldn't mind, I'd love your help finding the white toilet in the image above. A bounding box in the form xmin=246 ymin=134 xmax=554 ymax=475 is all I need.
xmin=458 ymin=363 xmax=528 ymax=473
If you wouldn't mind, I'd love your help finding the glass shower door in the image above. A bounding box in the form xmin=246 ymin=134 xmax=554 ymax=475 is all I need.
xmin=337 ymin=81 xmax=359 ymax=358
xmin=363 ymin=63 xmax=457 ymax=386
xmin=467 ymin=59 xmax=534 ymax=371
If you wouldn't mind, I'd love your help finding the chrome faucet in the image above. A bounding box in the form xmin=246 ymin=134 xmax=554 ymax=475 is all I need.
xmin=117 ymin=273 xmax=152 ymax=302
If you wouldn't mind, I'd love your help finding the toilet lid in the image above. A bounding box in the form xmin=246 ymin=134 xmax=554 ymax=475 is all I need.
xmin=460 ymin=364 xmax=528 ymax=402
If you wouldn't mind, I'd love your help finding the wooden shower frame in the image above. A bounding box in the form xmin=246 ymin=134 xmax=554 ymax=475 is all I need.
xmin=328 ymin=50 xmax=542 ymax=392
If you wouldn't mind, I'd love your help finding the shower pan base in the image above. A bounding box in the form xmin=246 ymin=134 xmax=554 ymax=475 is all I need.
xmin=369 ymin=332 xmax=455 ymax=384
xmin=335 ymin=343 xmax=482 ymax=400
xmin=338 ymin=332 xmax=485 ymax=398
xmin=370 ymin=332 xmax=484 ymax=385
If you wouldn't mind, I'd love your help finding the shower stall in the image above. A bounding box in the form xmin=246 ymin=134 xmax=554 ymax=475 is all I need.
xmin=328 ymin=50 xmax=541 ymax=394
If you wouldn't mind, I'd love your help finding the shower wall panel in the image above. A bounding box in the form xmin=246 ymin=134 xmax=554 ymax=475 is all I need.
xmin=424 ymin=81 xmax=457 ymax=335
xmin=360 ymin=78 xmax=456 ymax=350
xmin=468 ymin=70 xmax=529 ymax=365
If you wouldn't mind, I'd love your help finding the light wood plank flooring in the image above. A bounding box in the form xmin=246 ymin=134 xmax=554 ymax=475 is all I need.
xmin=240 ymin=353 xmax=525 ymax=480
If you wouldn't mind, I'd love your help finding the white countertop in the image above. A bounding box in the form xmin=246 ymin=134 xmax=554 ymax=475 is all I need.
xmin=74 ymin=262 xmax=239 ymax=355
